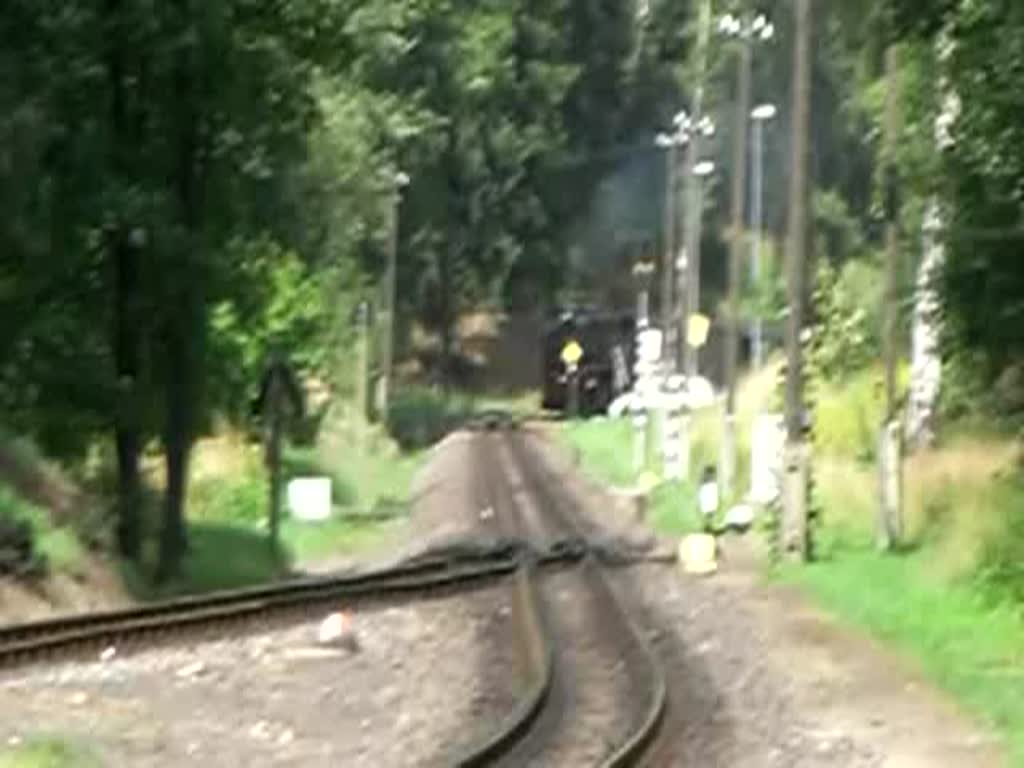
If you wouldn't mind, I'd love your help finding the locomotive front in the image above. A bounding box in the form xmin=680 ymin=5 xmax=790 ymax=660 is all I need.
xmin=541 ymin=309 xmax=635 ymax=416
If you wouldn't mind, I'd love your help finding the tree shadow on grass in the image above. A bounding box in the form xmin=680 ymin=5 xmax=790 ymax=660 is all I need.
xmin=122 ymin=522 xmax=290 ymax=601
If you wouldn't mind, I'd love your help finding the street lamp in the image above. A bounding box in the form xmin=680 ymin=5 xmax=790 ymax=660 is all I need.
xmin=719 ymin=12 xmax=774 ymax=42
xmin=719 ymin=10 xmax=775 ymax=500
xmin=658 ymin=114 xmax=716 ymax=371
xmin=380 ymin=170 xmax=410 ymax=418
xmin=655 ymin=111 xmax=715 ymax=371
xmin=693 ymin=161 xmax=715 ymax=177
xmin=750 ymin=103 xmax=777 ymax=369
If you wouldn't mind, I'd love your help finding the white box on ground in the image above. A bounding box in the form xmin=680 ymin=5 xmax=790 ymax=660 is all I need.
xmin=287 ymin=477 xmax=333 ymax=521
xmin=750 ymin=414 xmax=785 ymax=504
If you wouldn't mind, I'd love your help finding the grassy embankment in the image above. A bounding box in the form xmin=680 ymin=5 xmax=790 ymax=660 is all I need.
xmin=142 ymin=389 xmax=478 ymax=596
xmin=561 ymin=364 xmax=1024 ymax=764
xmin=0 ymin=389 xmax=473 ymax=765
xmin=0 ymin=430 xmax=89 ymax=580
xmin=1 ymin=387 xmax=480 ymax=601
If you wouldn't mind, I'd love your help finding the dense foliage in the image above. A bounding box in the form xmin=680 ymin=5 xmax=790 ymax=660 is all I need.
xmin=2 ymin=0 xmax=1022 ymax=579
xmin=0 ymin=0 xmax=696 ymax=578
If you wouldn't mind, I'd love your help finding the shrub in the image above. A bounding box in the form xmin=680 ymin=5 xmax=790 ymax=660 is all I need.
xmin=0 ymin=486 xmax=47 ymax=577
xmin=976 ymin=478 xmax=1024 ymax=604
xmin=188 ymin=472 xmax=266 ymax=526
xmin=386 ymin=388 xmax=472 ymax=450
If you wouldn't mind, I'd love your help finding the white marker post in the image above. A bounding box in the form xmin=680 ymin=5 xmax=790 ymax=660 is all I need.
xmin=662 ymin=375 xmax=686 ymax=480
xmin=633 ymin=328 xmax=663 ymax=475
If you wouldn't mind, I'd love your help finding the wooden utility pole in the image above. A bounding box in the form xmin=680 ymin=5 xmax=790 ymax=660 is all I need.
xmin=380 ymin=192 xmax=398 ymax=419
xmin=356 ymin=301 xmax=370 ymax=454
xmin=782 ymin=0 xmax=812 ymax=561
xmin=380 ymin=172 xmax=408 ymax=420
xmin=723 ymin=33 xmax=753 ymax=500
xmin=879 ymin=42 xmax=905 ymax=550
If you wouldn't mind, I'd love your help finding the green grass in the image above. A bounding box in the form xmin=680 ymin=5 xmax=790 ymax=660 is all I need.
xmin=147 ymin=402 xmax=431 ymax=596
xmin=783 ymin=370 xmax=1024 ymax=764
xmin=0 ymin=738 xmax=102 ymax=768
xmin=562 ymin=418 xmax=635 ymax=487
xmin=561 ymin=417 xmax=703 ymax=536
xmin=560 ymin=371 xmax=1024 ymax=764
xmin=647 ymin=479 xmax=703 ymax=536
xmin=780 ymin=548 xmax=1024 ymax=765
xmin=282 ymin=515 xmax=400 ymax=563
xmin=123 ymin=522 xmax=289 ymax=600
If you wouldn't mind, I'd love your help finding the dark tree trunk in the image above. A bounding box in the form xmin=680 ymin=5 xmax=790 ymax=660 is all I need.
xmin=157 ymin=0 xmax=201 ymax=582
xmin=440 ymin=123 xmax=459 ymax=395
xmin=113 ymin=236 xmax=142 ymax=559
xmin=267 ymin=414 xmax=283 ymax=556
xmin=439 ymin=241 xmax=454 ymax=394
xmin=106 ymin=0 xmax=142 ymax=560
xmin=157 ymin=323 xmax=190 ymax=583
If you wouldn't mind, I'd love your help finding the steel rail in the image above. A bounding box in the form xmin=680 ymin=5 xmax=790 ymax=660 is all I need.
xmin=505 ymin=429 xmax=669 ymax=768
xmin=449 ymin=432 xmax=556 ymax=767
xmin=0 ymin=556 xmax=530 ymax=670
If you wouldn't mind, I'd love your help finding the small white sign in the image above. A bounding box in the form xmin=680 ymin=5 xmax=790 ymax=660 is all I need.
xmin=288 ymin=477 xmax=333 ymax=521
xmin=636 ymin=328 xmax=663 ymax=364
xmin=699 ymin=481 xmax=720 ymax=517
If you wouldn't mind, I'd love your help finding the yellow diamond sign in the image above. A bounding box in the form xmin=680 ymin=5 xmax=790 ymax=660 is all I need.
xmin=561 ymin=339 xmax=583 ymax=368
xmin=687 ymin=314 xmax=710 ymax=348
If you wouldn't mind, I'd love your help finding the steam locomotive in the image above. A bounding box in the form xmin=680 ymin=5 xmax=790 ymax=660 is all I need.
xmin=540 ymin=308 xmax=636 ymax=416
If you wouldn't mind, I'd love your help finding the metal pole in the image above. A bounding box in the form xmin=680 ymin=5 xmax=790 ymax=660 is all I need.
xmin=724 ymin=35 xmax=752 ymax=500
xmin=751 ymin=115 xmax=765 ymax=369
xmin=681 ymin=0 xmax=714 ymax=380
xmin=661 ymin=143 xmax=677 ymax=361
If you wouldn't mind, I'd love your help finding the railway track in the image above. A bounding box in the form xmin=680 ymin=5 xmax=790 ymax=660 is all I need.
xmin=1 ymin=419 xmax=669 ymax=766
xmin=0 ymin=548 xmax=558 ymax=671
xmin=455 ymin=426 xmax=667 ymax=767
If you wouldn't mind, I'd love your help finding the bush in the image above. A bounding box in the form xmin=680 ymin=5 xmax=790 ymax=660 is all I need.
xmin=814 ymin=368 xmax=884 ymax=460
xmin=189 ymin=472 xmax=266 ymax=526
xmin=386 ymin=388 xmax=472 ymax=450
xmin=0 ymin=486 xmax=47 ymax=577
xmin=812 ymin=257 xmax=883 ymax=380
xmin=977 ymin=478 xmax=1024 ymax=604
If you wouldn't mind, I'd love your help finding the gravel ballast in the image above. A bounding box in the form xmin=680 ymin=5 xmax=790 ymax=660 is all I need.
xmin=0 ymin=588 xmax=521 ymax=767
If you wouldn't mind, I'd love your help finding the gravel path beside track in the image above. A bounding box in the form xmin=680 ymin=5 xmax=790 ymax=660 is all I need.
xmin=0 ymin=588 xmax=520 ymax=768
xmin=525 ymin=424 xmax=1005 ymax=767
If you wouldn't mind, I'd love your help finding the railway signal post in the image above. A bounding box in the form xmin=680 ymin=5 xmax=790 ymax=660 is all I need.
xmin=561 ymin=338 xmax=584 ymax=420
xmin=255 ymin=350 xmax=304 ymax=557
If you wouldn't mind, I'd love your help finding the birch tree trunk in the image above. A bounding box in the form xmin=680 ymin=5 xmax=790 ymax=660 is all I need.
xmin=906 ymin=31 xmax=959 ymax=451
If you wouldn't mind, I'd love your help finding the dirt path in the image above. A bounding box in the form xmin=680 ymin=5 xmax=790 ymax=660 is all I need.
xmin=528 ymin=429 xmax=1007 ymax=767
